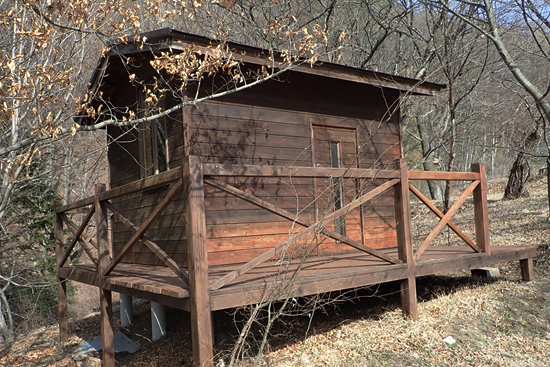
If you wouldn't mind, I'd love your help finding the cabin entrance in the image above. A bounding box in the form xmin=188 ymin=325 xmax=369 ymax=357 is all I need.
xmin=311 ymin=125 xmax=362 ymax=253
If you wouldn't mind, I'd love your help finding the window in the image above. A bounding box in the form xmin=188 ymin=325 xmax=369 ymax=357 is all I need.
xmin=330 ymin=141 xmax=346 ymax=236
xmin=138 ymin=95 xmax=168 ymax=178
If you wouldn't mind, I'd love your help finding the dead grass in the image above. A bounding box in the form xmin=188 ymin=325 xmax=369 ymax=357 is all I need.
xmin=257 ymin=274 xmax=550 ymax=366
xmin=2 ymin=177 xmax=550 ymax=367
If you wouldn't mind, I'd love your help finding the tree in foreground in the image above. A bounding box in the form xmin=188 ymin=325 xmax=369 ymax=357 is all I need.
xmin=433 ymin=0 xmax=550 ymax=201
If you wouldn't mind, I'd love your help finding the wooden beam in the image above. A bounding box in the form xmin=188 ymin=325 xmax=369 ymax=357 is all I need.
xmin=104 ymin=178 xmax=184 ymax=276
xmin=211 ymin=264 xmax=409 ymax=310
xmin=54 ymin=202 xmax=68 ymax=342
xmin=65 ymin=206 xmax=93 ymax=214
xmin=184 ymin=156 xmax=214 ymax=367
xmin=394 ymin=160 xmax=418 ymax=319
xmin=408 ymin=183 xmax=481 ymax=253
xmin=210 ymin=178 xmax=400 ymax=291
xmin=408 ymin=170 xmax=480 ymax=181
xmin=58 ymin=207 xmax=95 ymax=267
xmin=99 ymin=288 xmax=114 ymax=367
xmin=414 ymin=180 xmax=479 ymax=260
xmin=520 ymin=258 xmax=534 ymax=281
xmin=105 ymin=201 xmax=189 ymax=288
xmin=416 ymin=246 xmax=537 ymax=276
xmin=96 ymin=184 xmax=115 ymax=367
xmin=60 ymin=214 xmax=98 ymax=267
xmin=203 ymin=163 xmax=399 ymax=179
xmin=56 ymin=168 xmax=183 ymax=213
xmin=56 ymin=197 xmax=95 ymax=215
xmin=472 ymin=163 xmax=491 ymax=255
xmin=205 ymin=177 xmax=400 ymax=264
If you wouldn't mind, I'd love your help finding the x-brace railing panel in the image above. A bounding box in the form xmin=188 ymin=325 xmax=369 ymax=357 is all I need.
xmin=209 ymin=178 xmax=400 ymax=291
xmin=408 ymin=183 xmax=481 ymax=253
xmin=414 ymin=180 xmax=480 ymax=260
xmin=204 ymin=177 xmax=401 ymax=265
xmin=105 ymin=201 xmax=189 ymax=288
xmin=59 ymin=211 xmax=98 ymax=267
xmin=104 ymin=178 xmax=184 ymax=276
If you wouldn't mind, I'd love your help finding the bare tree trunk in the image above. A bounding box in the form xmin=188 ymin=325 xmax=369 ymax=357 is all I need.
xmin=504 ymin=130 xmax=539 ymax=200
xmin=504 ymin=153 xmax=529 ymax=199
xmin=417 ymin=122 xmax=443 ymax=200
xmin=0 ymin=285 xmax=13 ymax=340
xmin=443 ymin=118 xmax=456 ymax=212
xmin=444 ymin=85 xmax=457 ymax=212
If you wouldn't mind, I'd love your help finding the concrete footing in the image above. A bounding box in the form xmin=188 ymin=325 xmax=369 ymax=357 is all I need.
xmin=120 ymin=294 xmax=133 ymax=327
xmin=151 ymin=302 xmax=166 ymax=341
xmin=471 ymin=268 xmax=500 ymax=278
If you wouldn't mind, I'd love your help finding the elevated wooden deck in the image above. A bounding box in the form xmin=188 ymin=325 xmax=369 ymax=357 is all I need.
xmin=59 ymin=245 xmax=536 ymax=311
xmin=54 ymin=158 xmax=538 ymax=367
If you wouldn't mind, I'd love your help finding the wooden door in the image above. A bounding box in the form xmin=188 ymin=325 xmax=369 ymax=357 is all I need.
xmin=312 ymin=126 xmax=362 ymax=253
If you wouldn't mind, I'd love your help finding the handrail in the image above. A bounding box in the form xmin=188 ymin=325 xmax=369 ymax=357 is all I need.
xmin=408 ymin=171 xmax=479 ymax=181
xmin=55 ymin=168 xmax=183 ymax=213
xmin=203 ymin=163 xmax=400 ymax=179
xmin=56 ymin=164 xmax=481 ymax=214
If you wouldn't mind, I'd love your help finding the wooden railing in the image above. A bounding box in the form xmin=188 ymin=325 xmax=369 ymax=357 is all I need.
xmin=408 ymin=163 xmax=489 ymax=258
xmin=55 ymin=158 xmax=490 ymax=289
xmin=55 ymin=167 xmax=187 ymax=284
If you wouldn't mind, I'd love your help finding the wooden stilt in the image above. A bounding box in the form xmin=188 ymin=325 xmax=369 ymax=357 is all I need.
xmin=472 ymin=163 xmax=491 ymax=255
xmin=394 ymin=160 xmax=418 ymax=319
xmin=184 ymin=156 xmax=214 ymax=367
xmin=520 ymin=258 xmax=534 ymax=281
xmin=99 ymin=289 xmax=114 ymax=364
xmin=54 ymin=202 xmax=68 ymax=342
xmin=96 ymin=184 xmax=115 ymax=367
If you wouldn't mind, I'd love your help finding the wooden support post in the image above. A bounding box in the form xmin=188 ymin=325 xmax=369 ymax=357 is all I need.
xmin=472 ymin=163 xmax=491 ymax=255
xmin=394 ymin=160 xmax=418 ymax=319
xmin=520 ymin=258 xmax=534 ymax=281
xmin=96 ymin=184 xmax=115 ymax=367
xmin=54 ymin=201 xmax=68 ymax=342
xmin=184 ymin=156 xmax=214 ymax=367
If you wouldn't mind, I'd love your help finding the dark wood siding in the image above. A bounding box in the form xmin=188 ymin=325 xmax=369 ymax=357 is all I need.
xmin=186 ymin=94 xmax=400 ymax=265
xmin=108 ymin=103 xmax=185 ymax=265
xmin=107 ymin=70 xmax=401 ymax=267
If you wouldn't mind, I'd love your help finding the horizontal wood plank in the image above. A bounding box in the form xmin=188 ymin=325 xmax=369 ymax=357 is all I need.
xmin=408 ymin=171 xmax=480 ymax=181
xmin=203 ymin=164 xmax=400 ymax=179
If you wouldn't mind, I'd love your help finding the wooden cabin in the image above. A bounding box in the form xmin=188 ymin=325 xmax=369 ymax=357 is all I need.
xmin=55 ymin=28 xmax=537 ymax=367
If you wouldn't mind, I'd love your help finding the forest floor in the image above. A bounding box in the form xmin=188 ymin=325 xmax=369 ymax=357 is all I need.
xmin=2 ymin=177 xmax=550 ymax=367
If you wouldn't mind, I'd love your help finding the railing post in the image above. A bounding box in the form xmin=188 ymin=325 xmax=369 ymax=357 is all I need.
xmin=54 ymin=201 xmax=68 ymax=342
xmin=394 ymin=159 xmax=418 ymax=319
xmin=184 ymin=156 xmax=213 ymax=367
xmin=471 ymin=163 xmax=491 ymax=255
xmin=96 ymin=184 xmax=115 ymax=367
